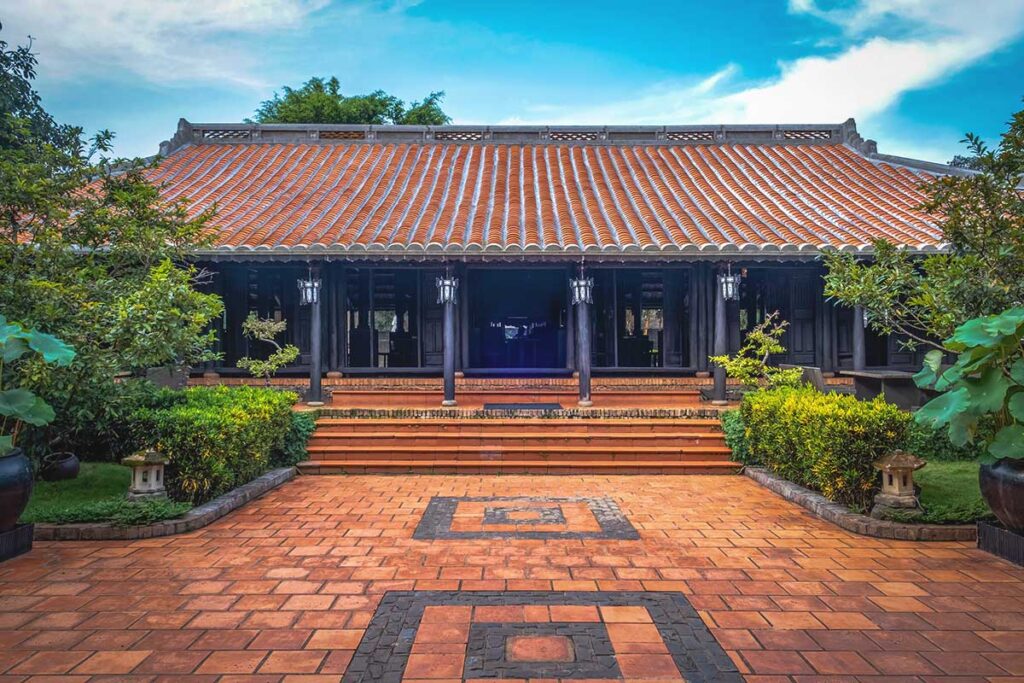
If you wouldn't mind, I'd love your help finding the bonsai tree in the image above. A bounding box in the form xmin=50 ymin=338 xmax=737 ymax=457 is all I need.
xmin=914 ymin=307 xmax=1024 ymax=460
xmin=236 ymin=313 xmax=299 ymax=386
xmin=0 ymin=315 xmax=76 ymax=454
xmin=709 ymin=311 xmax=803 ymax=391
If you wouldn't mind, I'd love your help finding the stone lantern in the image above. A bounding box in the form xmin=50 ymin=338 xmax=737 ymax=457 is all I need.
xmin=870 ymin=450 xmax=926 ymax=520
xmin=121 ymin=450 xmax=168 ymax=501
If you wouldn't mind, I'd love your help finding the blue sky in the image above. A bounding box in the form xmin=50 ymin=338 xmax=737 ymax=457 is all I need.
xmin=5 ymin=0 xmax=1024 ymax=161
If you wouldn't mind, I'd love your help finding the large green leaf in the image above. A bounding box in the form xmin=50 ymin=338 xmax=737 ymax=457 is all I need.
xmin=913 ymin=349 xmax=944 ymax=388
xmin=915 ymin=387 xmax=970 ymax=429
xmin=987 ymin=307 xmax=1024 ymax=336
xmin=1012 ymin=358 xmax=1024 ymax=385
xmin=2 ymin=336 xmax=28 ymax=363
xmin=18 ymin=396 xmax=55 ymax=427
xmin=26 ymin=330 xmax=75 ymax=366
xmin=949 ymin=317 xmax=1001 ymax=350
xmin=0 ymin=389 xmax=36 ymax=418
xmin=963 ymin=367 xmax=1011 ymax=414
xmin=0 ymin=435 xmax=12 ymax=454
xmin=1009 ymin=392 xmax=1024 ymax=422
xmin=989 ymin=424 xmax=1024 ymax=460
xmin=0 ymin=318 xmax=22 ymax=347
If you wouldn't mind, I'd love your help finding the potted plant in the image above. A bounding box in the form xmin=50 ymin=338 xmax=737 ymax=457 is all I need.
xmin=914 ymin=307 xmax=1024 ymax=531
xmin=0 ymin=315 xmax=76 ymax=531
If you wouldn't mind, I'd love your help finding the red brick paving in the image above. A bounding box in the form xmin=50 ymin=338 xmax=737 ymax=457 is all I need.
xmin=0 ymin=474 xmax=1022 ymax=681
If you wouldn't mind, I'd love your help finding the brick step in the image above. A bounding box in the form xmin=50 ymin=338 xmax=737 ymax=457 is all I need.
xmin=329 ymin=389 xmax=704 ymax=409
xmin=313 ymin=418 xmax=724 ymax=433
xmin=305 ymin=445 xmax=733 ymax=461
xmin=309 ymin=431 xmax=726 ymax=448
xmin=297 ymin=459 xmax=742 ymax=475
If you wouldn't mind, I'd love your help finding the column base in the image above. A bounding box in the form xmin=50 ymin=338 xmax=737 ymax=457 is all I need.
xmin=306 ymin=401 xmax=325 ymax=408
xmin=710 ymin=399 xmax=729 ymax=406
xmin=695 ymin=371 xmax=711 ymax=378
xmin=326 ymin=371 xmax=343 ymax=379
xmin=441 ymin=399 xmax=458 ymax=407
xmin=577 ymin=399 xmax=593 ymax=408
xmin=454 ymin=371 xmax=465 ymax=379
xmin=202 ymin=371 xmax=221 ymax=379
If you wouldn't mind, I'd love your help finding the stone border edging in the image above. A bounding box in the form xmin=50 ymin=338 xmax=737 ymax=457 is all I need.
xmin=744 ymin=467 xmax=976 ymax=542
xmin=33 ymin=467 xmax=297 ymax=541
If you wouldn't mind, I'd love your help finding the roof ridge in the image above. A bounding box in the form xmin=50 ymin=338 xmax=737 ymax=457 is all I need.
xmin=160 ymin=118 xmax=868 ymax=156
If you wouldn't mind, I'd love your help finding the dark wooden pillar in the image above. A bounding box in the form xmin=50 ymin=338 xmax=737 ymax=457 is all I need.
xmin=852 ymin=305 xmax=866 ymax=371
xmin=712 ymin=267 xmax=728 ymax=403
xmin=575 ymin=294 xmax=592 ymax=407
xmin=308 ymin=268 xmax=324 ymax=404
xmin=439 ymin=271 xmax=458 ymax=406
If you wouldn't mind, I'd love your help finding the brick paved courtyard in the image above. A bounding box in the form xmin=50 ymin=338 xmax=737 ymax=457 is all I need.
xmin=1 ymin=474 xmax=1023 ymax=682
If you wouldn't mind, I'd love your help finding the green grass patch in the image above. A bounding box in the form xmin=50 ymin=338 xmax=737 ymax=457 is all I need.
xmin=20 ymin=462 xmax=191 ymax=525
xmin=914 ymin=461 xmax=994 ymax=524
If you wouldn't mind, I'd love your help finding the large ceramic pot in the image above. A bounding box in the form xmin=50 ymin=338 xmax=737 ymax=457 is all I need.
xmin=979 ymin=459 xmax=1024 ymax=532
xmin=0 ymin=448 xmax=33 ymax=532
xmin=40 ymin=452 xmax=79 ymax=482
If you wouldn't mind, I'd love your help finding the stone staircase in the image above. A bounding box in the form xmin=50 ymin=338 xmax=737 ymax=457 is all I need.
xmin=297 ymin=413 xmax=740 ymax=474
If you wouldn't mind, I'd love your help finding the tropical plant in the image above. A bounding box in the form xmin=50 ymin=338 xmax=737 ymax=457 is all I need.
xmin=251 ymin=76 xmax=451 ymax=125
xmin=0 ymin=29 xmax=223 ymax=456
xmin=0 ymin=316 xmax=75 ymax=454
xmin=709 ymin=311 xmax=803 ymax=390
xmin=823 ymin=102 xmax=1024 ymax=350
xmin=236 ymin=313 xmax=300 ymax=385
xmin=913 ymin=307 xmax=1024 ymax=461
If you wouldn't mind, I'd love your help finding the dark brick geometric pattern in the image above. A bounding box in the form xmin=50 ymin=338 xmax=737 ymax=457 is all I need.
xmin=413 ymin=496 xmax=639 ymax=540
xmin=341 ymin=591 xmax=742 ymax=683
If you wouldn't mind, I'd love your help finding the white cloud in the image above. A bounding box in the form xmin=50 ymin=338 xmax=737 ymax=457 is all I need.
xmin=506 ymin=0 xmax=1024 ymax=160
xmin=2 ymin=0 xmax=329 ymax=88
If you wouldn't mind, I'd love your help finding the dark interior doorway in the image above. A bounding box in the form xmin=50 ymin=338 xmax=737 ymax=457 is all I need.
xmin=468 ymin=269 xmax=568 ymax=369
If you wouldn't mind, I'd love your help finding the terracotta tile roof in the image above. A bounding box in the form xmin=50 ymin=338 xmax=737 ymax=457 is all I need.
xmin=149 ymin=121 xmax=952 ymax=257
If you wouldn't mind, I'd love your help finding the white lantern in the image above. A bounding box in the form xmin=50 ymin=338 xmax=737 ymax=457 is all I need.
xmin=718 ymin=264 xmax=742 ymax=302
xmin=570 ymin=276 xmax=593 ymax=305
xmin=297 ymin=270 xmax=321 ymax=306
xmin=436 ymin=275 xmax=459 ymax=305
xmin=121 ymin=449 xmax=168 ymax=501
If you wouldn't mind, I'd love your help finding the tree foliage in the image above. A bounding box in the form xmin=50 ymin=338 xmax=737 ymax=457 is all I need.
xmin=0 ymin=27 xmax=223 ymax=455
xmin=236 ymin=313 xmax=299 ymax=385
xmin=823 ymin=103 xmax=1024 ymax=351
xmin=709 ymin=311 xmax=804 ymax=391
xmin=251 ymin=76 xmax=451 ymax=125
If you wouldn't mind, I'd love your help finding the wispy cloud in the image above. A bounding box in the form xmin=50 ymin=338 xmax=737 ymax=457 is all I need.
xmin=2 ymin=0 xmax=329 ymax=89
xmin=505 ymin=0 xmax=1024 ymax=159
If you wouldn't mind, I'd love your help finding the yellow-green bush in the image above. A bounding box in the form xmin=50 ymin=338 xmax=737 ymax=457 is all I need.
xmin=133 ymin=386 xmax=297 ymax=504
xmin=740 ymin=387 xmax=911 ymax=509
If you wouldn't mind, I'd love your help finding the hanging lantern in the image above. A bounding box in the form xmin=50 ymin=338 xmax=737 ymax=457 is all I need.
xmin=570 ymin=276 xmax=593 ymax=305
xmin=297 ymin=268 xmax=321 ymax=306
xmin=718 ymin=263 xmax=742 ymax=302
xmin=436 ymin=273 xmax=459 ymax=304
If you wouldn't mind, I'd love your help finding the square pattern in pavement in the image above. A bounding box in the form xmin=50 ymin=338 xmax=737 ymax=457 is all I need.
xmin=0 ymin=474 xmax=1023 ymax=682
xmin=342 ymin=590 xmax=739 ymax=682
xmin=414 ymin=495 xmax=640 ymax=540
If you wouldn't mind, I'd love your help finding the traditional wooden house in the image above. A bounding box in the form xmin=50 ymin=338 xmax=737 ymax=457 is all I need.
xmin=152 ymin=118 xmax=959 ymax=405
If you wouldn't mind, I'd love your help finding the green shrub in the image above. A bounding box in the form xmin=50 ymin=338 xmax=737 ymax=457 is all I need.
xmin=904 ymin=420 xmax=986 ymax=462
xmin=741 ymin=387 xmax=911 ymax=509
xmin=23 ymin=498 xmax=191 ymax=525
xmin=720 ymin=410 xmax=750 ymax=464
xmin=133 ymin=386 xmax=297 ymax=504
xmin=271 ymin=410 xmax=316 ymax=467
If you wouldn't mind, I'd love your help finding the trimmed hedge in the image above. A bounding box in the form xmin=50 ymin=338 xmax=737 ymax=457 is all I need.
xmin=271 ymin=410 xmax=316 ymax=467
xmin=720 ymin=410 xmax=750 ymax=464
xmin=740 ymin=387 xmax=911 ymax=509
xmin=133 ymin=386 xmax=297 ymax=504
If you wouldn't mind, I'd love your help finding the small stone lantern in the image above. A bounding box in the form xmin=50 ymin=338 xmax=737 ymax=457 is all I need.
xmin=870 ymin=450 xmax=926 ymax=520
xmin=121 ymin=449 xmax=168 ymax=501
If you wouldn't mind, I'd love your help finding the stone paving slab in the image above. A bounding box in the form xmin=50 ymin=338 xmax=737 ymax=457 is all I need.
xmin=0 ymin=474 xmax=1023 ymax=682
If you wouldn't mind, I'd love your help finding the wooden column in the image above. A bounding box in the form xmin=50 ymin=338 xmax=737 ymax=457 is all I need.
xmin=440 ymin=272 xmax=458 ymax=407
xmin=712 ymin=268 xmax=728 ymax=403
xmin=852 ymin=305 xmax=867 ymax=371
xmin=308 ymin=269 xmax=324 ymax=404
xmin=575 ymin=295 xmax=592 ymax=407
